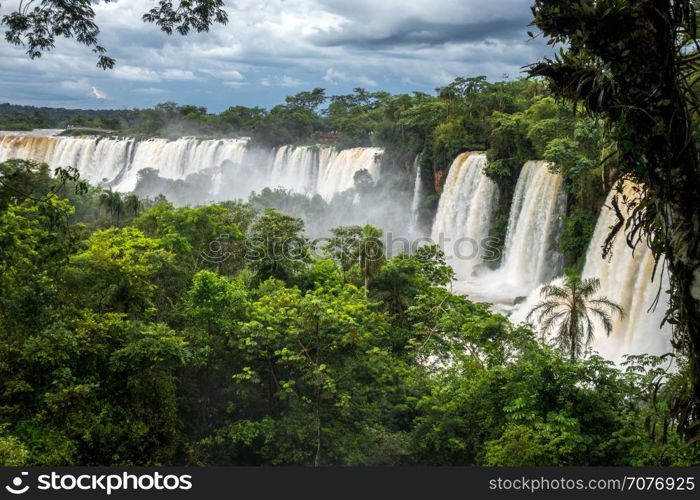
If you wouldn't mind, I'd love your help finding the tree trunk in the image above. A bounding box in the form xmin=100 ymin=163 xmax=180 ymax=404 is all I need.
xmin=314 ymin=388 xmax=322 ymax=467
xmin=640 ymin=0 xmax=700 ymax=420
xmin=363 ymin=272 xmax=369 ymax=298
xmin=531 ymin=0 xmax=700 ymax=428
xmin=569 ymin=311 xmax=577 ymax=362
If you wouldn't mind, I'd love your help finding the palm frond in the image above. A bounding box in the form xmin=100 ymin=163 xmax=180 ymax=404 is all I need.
xmin=581 ymin=312 xmax=595 ymax=349
xmin=528 ymin=299 xmax=563 ymax=319
xmin=589 ymin=296 xmax=624 ymax=317
xmin=539 ymin=284 xmax=570 ymax=300
xmin=578 ymin=277 xmax=601 ymax=297
xmin=526 ymin=274 xmax=622 ymax=360
xmin=540 ymin=309 xmax=570 ymax=334
xmin=556 ymin=317 xmax=573 ymax=353
xmin=589 ymin=306 xmax=616 ymax=337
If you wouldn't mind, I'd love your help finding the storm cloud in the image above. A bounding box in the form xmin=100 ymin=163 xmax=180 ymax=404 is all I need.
xmin=0 ymin=0 xmax=546 ymax=110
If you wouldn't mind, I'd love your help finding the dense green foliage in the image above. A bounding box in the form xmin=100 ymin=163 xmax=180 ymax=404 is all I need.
xmin=0 ymin=160 xmax=696 ymax=466
xmin=530 ymin=0 xmax=700 ymax=432
xmin=2 ymin=0 xmax=699 ymax=466
xmin=0 ymin=103 xmax=120 ymax=132
xmin=1 ymin=79 xmax=610 ymax=266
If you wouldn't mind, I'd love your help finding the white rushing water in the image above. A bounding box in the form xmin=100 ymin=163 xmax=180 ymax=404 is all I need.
xmin=120 ymin=138 xmax=249 ymax=192
xmin=511 ymin=181 xmax=673 ymax=362
xmin=0 ymin=133 xmax=383 ymax=202
xmin=582 ymin=182 xmax=672 ymax=360
xmin=431 ymin=152 xmax=499 ymax=279
xmin=316 ymin=147 xmax=383 ymax=201
xmin=451 ymin=159 xmax=565 ymax=305
xmin=498 ymin=160 xmax=566 ymax=294
xmin=270 ymin=145 xmax=321 ymax=196
xmin=0 ymin=134 xmax=248 ymax=191
xmin=410 ymin=155 xmax=425 ymax=234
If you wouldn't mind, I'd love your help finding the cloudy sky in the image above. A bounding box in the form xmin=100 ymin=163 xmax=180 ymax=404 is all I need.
xmin=0 ymin=0 xmax=548 ymax=112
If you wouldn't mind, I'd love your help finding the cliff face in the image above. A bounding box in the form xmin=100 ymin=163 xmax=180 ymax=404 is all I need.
xmin=434 ymin=169 xmax=447 ymax=195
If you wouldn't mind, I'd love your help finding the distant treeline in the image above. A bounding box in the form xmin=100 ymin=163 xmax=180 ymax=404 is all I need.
xmin=0 ymin=103 xmax=121 ymax=131
xmin=0 ymin=77 xmax=637 ymax=271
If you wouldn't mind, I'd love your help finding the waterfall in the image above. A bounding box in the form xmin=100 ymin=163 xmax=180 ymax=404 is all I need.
xmin=582 ymin=182 xmax=672 ymax=361
xmin=498 ymin=160 xmax=566 ymax=295
xmin=431 ymin=152 xmax=499 ymax=279
xmin=270 ymin=146 xmax=321 ymax=196
xmin=510 ymin=181 xmax=672 ymax=362
xmin=0 ymin=132 xmax=383 ymax=203
xmin=112 ymin=138 xmax=250 ymax=192
xmin=410 ymin=155 xmax=424 ymax=233
xmin=0 ymin=134 xmax=249 ymax=192
xmin=316 ymin=147 xmax=383 ymax=201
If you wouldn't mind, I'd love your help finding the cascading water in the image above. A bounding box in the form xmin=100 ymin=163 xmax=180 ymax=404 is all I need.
xmin=409 ymin=155 xmax=424 ymax=234
xmin=497 ymin=160 xmax=566 ymax=295
xmin=0 ymin=133 xmax=383 ymax=202
xmin=431 ymin=152 xmax=499 ymax=279
xmin=582 ymin=182 xmax=672 ymax=361
xmin=510 ymin=181 xmax=673 ymax=362
xmin=270 ymin=146 xmax=322 ymax=196
xmin=450 ymin=159 xmax=565 ymax=304
xmin=0 ymin=134 xmax=249 ymax=192
xmin=124 ymin=138 xmax=250 ymax=192
xmin=316 ymin=147 xmax=383 ymax=201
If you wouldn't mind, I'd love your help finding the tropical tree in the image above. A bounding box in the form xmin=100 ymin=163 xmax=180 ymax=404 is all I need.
xmin=0 ymin=197 xmax=77 ymax=340
xmin=98 ymin=189 xmax=123 ymax=225
xmin=1 ymin=0 xmax=228 ymax=69
xmin=324 ymin=224 xmax=385 ymax=294
xmin=68 ymin=227 xmax=175 ymax=314
xmin=0 ymin=160 xmax=87 ymax=212
xmin=529 ymin=0 xmax=700 ymax=419
xmin=527 ymin=275 xmax=623 ymax=361
xmin=285 ymin=88 xmax=327 ymax=112
xmin=219 ymin=280 xmax=398 ymax=466
xmin=107 ymin=322 xmax=189 ymax=464
xmin=357 ymin=225 xmax=385 ymax=294
xmin=123 ymin=194 xmax=141 ymax=218
xmin=372 ymin=256 xmax=426 ymax=327
xmin=246 ymin=208 xmax=310 ymax=284
xmin=134 ymin=201 xmax=248 ymax=276
xmin=413 ymin=244 xmax=456 ymax=286
xmin=324 ymin=226 xmax=364 ymax=279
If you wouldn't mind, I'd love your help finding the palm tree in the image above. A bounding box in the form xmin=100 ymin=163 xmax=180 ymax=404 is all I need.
xmin=110 ymin=191 xmax=123 ymax=225
xmin=527 ymin=275 xmax=623 ymax=361
xmin=358 ymin=224 xmax=384 ymax=296
xmin=325 ymin=224 xmax=385 ymax=294
xmin=123 ymin=194 xmax=141 ymax=218
xmin=98 ymin=189 xmax=123 ymax=226
xmin=98 ymin=190 xmax=111 ymax=218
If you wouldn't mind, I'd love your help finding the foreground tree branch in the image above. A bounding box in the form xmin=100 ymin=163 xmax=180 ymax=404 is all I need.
xmin=529 ymin=0 xmax=700 ymax=433
xmin=0 ymin=0 xmax=228 ymax=69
